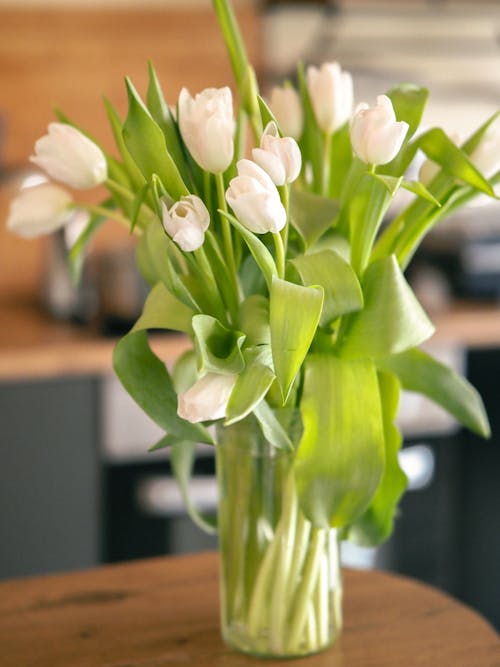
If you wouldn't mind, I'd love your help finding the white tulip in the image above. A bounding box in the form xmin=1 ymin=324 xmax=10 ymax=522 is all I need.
xmin=7 ymin=183 xmax=74 ymax=238
xmin=268 ymin=86 xmax=304 ymax=140
xmin=225 ymin=159 xmax=287 ymax=234
xmin=30 ymin=123 xmax=107 ymax=189
xmin=178 ymin=372 xmax=237 ymax=423
xmin=306 ymin=62 xmax=353 ymax=134
xmin=178 ymin=86 xmax=235 ymax=174
xmin=252 ymin=122 xmax=302 ymax=186
xmin=350 ymin=95 xmax=409 ymax=166
xmin=162 ymin=194 xmax=210 ymax=252
xmin=470 ymin=121 xmax=500 ymax=178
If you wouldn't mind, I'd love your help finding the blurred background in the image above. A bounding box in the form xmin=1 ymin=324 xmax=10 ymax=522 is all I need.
xmin=1 ymin=0 xmax=499 ymax=631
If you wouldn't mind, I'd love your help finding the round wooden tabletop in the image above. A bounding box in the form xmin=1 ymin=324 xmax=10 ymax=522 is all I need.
xmin=0 ymin=552 xmax=498 ymax=666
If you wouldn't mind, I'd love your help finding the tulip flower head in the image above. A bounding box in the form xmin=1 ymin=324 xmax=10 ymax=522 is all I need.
xmin=350 ymin=95 xmax=409 ymax=166
xmin=252 ymin=122 xmax=302 ymax=186
xmin=268 ymin=86 xmax=304 ymax=140
xmin=162 ymin=194 xmax=210 ymax=252
xmin=306 ymin=62 xmax=353 ymax=135
xmin=178 ymin=86 xmax=235 ymax=174
xmin=177 ymin=372 xmax=237 ymax=423
xmin=7 ymin=182 xmax=74 ymax=238
xmin=30 ymin=123 xmax=107 ymax=189
xmin=225 ymin=159 xmax=287 ymax=234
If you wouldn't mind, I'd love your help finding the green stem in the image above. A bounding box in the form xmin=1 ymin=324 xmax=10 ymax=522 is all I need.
xmin=203 ymin=171 xmax=213 ymax=218
xmin=272 ymin=232 xmax=285 ymax=280
xmin=194 ymin=246 xmax=229 ymax=325
xmin=215 ymin=172 xmax=239 ymax=290
xmin=76 ymin=204 xmax=141 ymax=235
xmin=322 ymin=132 xmax=332 ymax=197
xmin=269 ymin=473 xmax=298 ymax=652
xmin=278 ymin=184 xmax=290 ymax=256
xmin=286 ymin=527 xmax=326 ymax=653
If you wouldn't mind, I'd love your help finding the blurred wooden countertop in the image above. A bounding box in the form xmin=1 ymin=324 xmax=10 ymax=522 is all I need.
xmin=0 ymin=552 xmax=498 ymax=667
xmin=0 ymin=296 xmax=499 ymax=381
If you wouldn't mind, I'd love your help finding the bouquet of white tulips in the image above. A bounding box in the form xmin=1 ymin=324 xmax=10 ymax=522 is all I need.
xmin=7 ymin=0 xmax=499 ymax=656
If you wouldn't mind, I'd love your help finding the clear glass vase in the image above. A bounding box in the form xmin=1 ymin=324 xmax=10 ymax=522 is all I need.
xmin=216 ymin=416 xmax=343 ymax=659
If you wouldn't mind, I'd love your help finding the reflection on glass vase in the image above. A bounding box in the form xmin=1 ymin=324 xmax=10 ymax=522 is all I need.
xmin=216 ymin=416 xmax=343 ymax=659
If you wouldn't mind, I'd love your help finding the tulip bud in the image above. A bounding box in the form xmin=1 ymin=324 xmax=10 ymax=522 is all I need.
xmin=178 ymin=86 xmax=235 ymax=174
xmin=178 ymin=372 xmax=237 ymax=423
xmin=30 ymin=123 xmax=107 ymax=189
xmin=252 ymin=122 xmax=302 ymax=186
xmin=268 ymin=86 xmax=304 ymax=140
xmin=306 ymin=62 xmax=353 ymax=135
xmin=162 ymin=194 xmax=210 ymax=252
xmin=350 ymin=95 xmax=409 ymax=166
xmin=7 ymin=183 xmax=74 ymax=238
xmin=225 ymin=159 xmax=287 ymax=234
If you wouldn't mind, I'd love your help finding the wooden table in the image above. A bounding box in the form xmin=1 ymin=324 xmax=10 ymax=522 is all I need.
xmin=0 ymin=553 xmax=498 ymax=667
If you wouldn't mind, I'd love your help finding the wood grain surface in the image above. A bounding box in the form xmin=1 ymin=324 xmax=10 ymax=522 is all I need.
xmin=0 ymin=552 xmax=498 ymax=667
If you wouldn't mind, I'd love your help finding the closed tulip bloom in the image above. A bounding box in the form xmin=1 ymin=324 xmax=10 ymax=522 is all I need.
xmin=178 ymin=86 xmax=234 ymax=174
xmin=30 ymin=123 xmax=107 ymax=189
xmin=7 ymin=183 xmax=74 ymax=238
xmin=162 ymin=194 xmax=210 ymax=252
xmin=268 ymin=86 xmax=304 ymax=140
xmin=178 ymin=372 xmax=237 ymax=423
xmin=226 ymin=159 xmax=287 ymax=234
xmin=350 ymin=95 xmax=409 ymax=166
xmin=307 ymin=62 xmax=353 ymax=134
xmin=252 ymin=122 xmax=302 ymax=186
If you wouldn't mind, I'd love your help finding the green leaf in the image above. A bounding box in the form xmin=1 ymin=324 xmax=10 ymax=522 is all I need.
xmin=417 ymin=128 xmax=494 ymax=196
xmin=103 ymin=97 xmax=147 ymax=191
xmin=239 ymin=295 xmax=270 ymax=345
xmin=461 ymin=110 xmax=500 ymax=156
xmin=130 ymin=182 xmax=150 ymax=233
xmin=297 ymin=61 xmax=323 ymax=193
xmin=270 ymin=277 xmax=324 ymax=402
xmin=258 ymin=95 xmax=280 ymax=134
xmin=294 ymin=355 xmax=385 ymax=527
xmin=347 ymin=371 xmax=408 ymax=545
xmin=68 ymin=209 xmax=107 ymax=284
xmin=387 ymin=84 xmax=428 ymax=141
xmin=172 ymin=350 xmax=198 ymax=394
xmin=132 ymin=282 xmax=194 ymax=335
xmin=401 ymin=179 xmax=441 ymax=207
xmin=289 ymin=189 xmax=339 ymax=248
xmin=377 ymin=348 xmax=490 ymax=438
xmin=253 ymin=400 xmax=293 ymax=451
xmin=192 ymin=314 xmax=246 ymax=376
xmin=291 ymin=249 xmax=363 ymax=326
xmin=328 ymin=123 xmax=353 ymax=199
xmin=341 ymin=255 xmax=435 ymax=358
xmin=148 ymin=433 xmax=180 ymax=452
xmin=171 ymin=440 xmax=217 ymax=534
xmin=212 ymin=0 xmax=249 ymax=89
xmin=123 ymin=77 xmax=188 ymax=200
xmin=219 ymin=210 xmax=278 ymax=290
xmin=225 ymin=348 xmax=275 ymax=426
xmin=146 ymin=62 xmax=192 ymax=188
xmin=349 ymin=173 xmax=393 ymax=275
xmin=113 ymin=330 xmax=213 ymax=444
xmin=143 ymin=220 xmax=201 ymax=311
xmin=370 ymin=173 xmax=403 ymax=197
